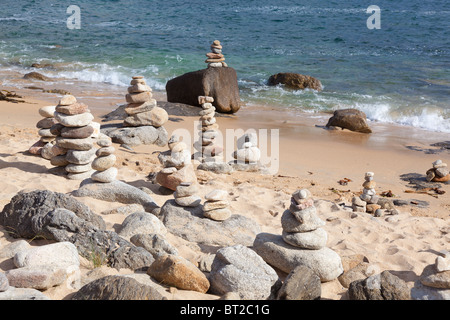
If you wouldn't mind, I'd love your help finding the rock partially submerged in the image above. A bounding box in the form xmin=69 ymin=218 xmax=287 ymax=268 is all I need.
xmin=268 ymin=72 xmax=322 ymax=91
xmin=326 ymin=109 xmax=372 ymax=133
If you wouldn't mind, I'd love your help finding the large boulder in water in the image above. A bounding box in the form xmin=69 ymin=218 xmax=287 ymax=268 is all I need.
xmin=165 ymin=67 xmax=241 ymax=114
xmin=268 ymin=72 xmax=322 ymax=91
xmin=325 ymin=108 xmax=372 ymax=133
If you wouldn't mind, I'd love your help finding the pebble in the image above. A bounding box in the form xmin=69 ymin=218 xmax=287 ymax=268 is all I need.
xmin=175 ymin=195 xmax=202 ymax=207
xmin=96 ymin=146 xmax=115 ymax=157
xmin=55 ymin=102 xmax=89 ymax=115
xmin=175 ymin=183 xmax=199 ymax=198
xmin=58 ymin=95 xmax=77 ymax=106
xmin=92 ymin=167 xmax=118 ymax=183
xmin=60 ymin=125 xmax=94 ymax=139
xmin=54 ymin=112 xmax=94 ymax=127
xmin=38 ymin=106 xmax=56 ymax=118
xmin=91 ymin=154 xmax=116 ymax=171
xmin=203 ymin=200 xmax=229 ymax=212
xmin=203 ymin=207 xmax=232 ymax=221
xmin=205 ymin=189 xmax=228 ymax=201
xmin=65 ymin=163 xmax=93 ymax=173
xmin=125 ymin=91 xmax=152 ymax=104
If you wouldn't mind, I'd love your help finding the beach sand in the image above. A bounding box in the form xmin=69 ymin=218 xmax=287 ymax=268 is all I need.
xmin=0 ymin=83 xmax=449 ymax=300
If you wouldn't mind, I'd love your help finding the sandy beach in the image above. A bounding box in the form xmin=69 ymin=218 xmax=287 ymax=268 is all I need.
xmin=0 ymin=78 xmax=449 ymax=300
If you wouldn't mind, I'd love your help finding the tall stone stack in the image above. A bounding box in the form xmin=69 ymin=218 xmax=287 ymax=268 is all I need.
xmin=51 ymin=95 xmax=97 ymax=180
xmin=155 ymin=134 xmax=197 ymax=191
xmin=28 ymin=105 xmax=58 ymax=158
xmin=91 ymin=134 xmax=117 ymax=183
xmin=123 ymin=76 xmax=168 ymax=129
xmin=352 ymin=172 xmax=381 ymax=214
xmin=253 ymin=189 xmax=343 ymax=282
xmin=206 ymin=40 xmax=227 ymax=68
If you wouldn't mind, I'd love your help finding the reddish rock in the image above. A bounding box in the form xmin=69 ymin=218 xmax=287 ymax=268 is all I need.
xmin=326 ymin=109 xmax=372 ymax=133
xmin=268 ymin=72 xmax=322 ymax=91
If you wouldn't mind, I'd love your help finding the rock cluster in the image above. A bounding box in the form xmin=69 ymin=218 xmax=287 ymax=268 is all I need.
xmin=91 ymin=134 xmax=117 ymax=183
xmin=206 ymin=40 xmax=227 ymax=68
xmin=426 ymin=160 xmax=450 ymax=182
xmin=253 ymin=189 xmax=343 ymax=282
xmin=123 ymin=76 xmax=168 ymax=128
xmin=51 ymin=95 xmax=99 ymax=180
xmin=352 ymin=172 xmax=381 ymax=215
xmin=232 ymin=132 xmax=261 ymax=164
xmin=174 ymin=182 xmax=201 ymax=207
xmin=203 ymin=189 xmax=231 ymax=221
xmin=29 ymin=105 xmax=58 ymax=158
xmin=413 ymin=250 xmax=450 ymax=300
xmin=155 ymin=134 xmax=197 ymax=191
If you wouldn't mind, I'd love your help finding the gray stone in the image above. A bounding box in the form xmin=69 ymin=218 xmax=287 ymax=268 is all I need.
xmin=71 ymin=275 xmax=164 ymax=300
xmin=281 ymin=208 xmax=325 ymax=233
xmin=0 ymin=273 xmax=8 ymax=292
xmin=118 ymin=211 xmax=167 ymax=239
xmin=92 ymin=167 xmax=118 ymax=183
xmin=14 ymin=241 xmax=80 ymax=269
xmin=130 ymin=233 xmax=178 ymax=258
xmin=104 ymin=125 xmax=168 ymax=147
xmin=419 ymin=264 xmax=450 ymax=289
xmin=160 ymin=200 xmax=260 ymax=248
xmin=67 ymin=170 xmax=96 ymax=181
xmin=253 ymin=233 xmax=343 ymax=282
xmin=0 ymin=287 xmax=51 ymax=300
xmin=0 ymin=240 xmax=31 ymax=260
xmin=175 ymin=195 xmax=201 ymax=207
xmin=276 ymin=265 xmax=321 ymax=300
xmin=54 ymin=111 xmax=94 ymax=127
xmin=55 ymin=137 xmax=94 ymax=151
xmin=209 ymin=245 xmax=279 ymax=300
xmin=411 ymin=280 xmax=450 ymax=300
xmin=281 ymin=228 xmax=328 ymax=250
xmin=65 ymin=163 xmax=93 ymax=173
xmin=5 ymin=265 xmax=73 ymax=290
xmin=197 ymin=162 xmax=233 ymax=174
xmin=203 ymin=208 xmax=232 ymax=221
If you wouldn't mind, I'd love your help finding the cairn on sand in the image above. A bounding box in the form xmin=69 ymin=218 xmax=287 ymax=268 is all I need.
xmin=29 ymin=105 xmax=58 ymax=159
xmin=232 ymin=132 xmax=261 ymax=164
xmin=91 ymin=134 xmax=117 ymax=183
xmin=352 ymin=172 xmax=381 ymax=215
xmin=51 ymin=95 xmax=99 ymax=180
xmin=426 ymin=160 xmax=450 ymax=182
xmin=206 ymin=40 xmax=227 ymax=68
xmin=203 ymin=189 xmax=231 ymax=221
xmin=173 ymin=182 xmax=201 ymax=207
xmin=155 ymin=134 xmax=197 ymax=191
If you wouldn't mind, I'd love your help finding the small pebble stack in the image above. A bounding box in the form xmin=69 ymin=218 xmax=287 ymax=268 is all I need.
xmin=91 ymin=134 xmax=117 ymax=183
xmin=195 ymin=96 xmax=223 ymax=162
xmin=29 ymin=105 xmax=58 ymax=158
xmin=123 ymin=76 xmax=168 ymax=129
xmin=352 ymin=172 xmax=381 ymax=215
xmin=51 ymin=94 xmax=98 ymax=180
xmin=426 ymin=160 xmax=450 ymax=182
xmin=281 ymin=189 xmax=327 ymax=250
xmin=232 ymin=132 xmax=261 ymax=163
xmin=418 ymin=250 xmax=450 ymax=299
xmin=174 ymin=182 xmax=201 ymax=207
xmin=203 ymin=189 xmax=231 ymax=221
xmin=206 ymin=40 xmax=227 ymax=68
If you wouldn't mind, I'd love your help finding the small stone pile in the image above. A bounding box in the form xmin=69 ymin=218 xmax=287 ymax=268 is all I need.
xmin=51 ymin=95 xmax=97 ymax=180
xmin=123 ymin=76 xmax=168 ymax=129
xmin=415 ymin=250 xmax=450 ymax=300
xmin=281 ymin=189 xmax=327 ymax=250
xmin=195 ymin=95 xmax=223 ymax=162
xmin=426 ymin=160 xmax=450 ymax=182
xmin=352 ymin=172 xmax=381 ymax=215
xmin=155 ymin=134 xmax=197 ymax=191
xmin=174 ymin=182 xmax=201 ymax=207
xmin=232 ymin=132 xmax=261 ymax=164
xmin=206 ymin=40 xmax=227 ymax=68
xmin=29 ymin=105 xmax=58 ymax=158
xmin=203 ymin=189 xmax=231 ymax=221
xmin=91 ymin=134 xmax=117 ymax=183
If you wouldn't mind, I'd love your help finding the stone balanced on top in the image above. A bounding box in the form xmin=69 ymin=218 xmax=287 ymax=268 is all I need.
xmin=426 ymin=160 xmax=450 ymax=182
xmin=352 ymin=172 xmax=381 ymax=215
xmin=203 ymin=189 xmax=231 ymax=221
xmin=206 ymin=40 xmax=227 ymax=68
xmin=174 ymin=182 xmax=201 ymax=207
xmin=232 ymin=132 xmax=261 ymax=164
xmin=51 ymin=95 xmax=99 ymax=180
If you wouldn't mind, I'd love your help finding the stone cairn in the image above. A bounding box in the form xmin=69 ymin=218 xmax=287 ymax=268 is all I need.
xmin=417 ymin=250 xmax=450 ymax=299
xmin=155 ymin=134 xmax=197 ymax=191
xmin=352 ymin=172 xmax=381 ymax=215
xmin=174 ymin=182 xmax=201 ymax=207
xmin=51 ymin=95 xmax=98 ymax=180
xmin=232 ymin=132 xmax=261 ymax=164
xmin=29 ymin=105 xmax=58 ymax=158
xmin=281 ymin=189 xmax=327 ymax=250
xmin=206 ymin=40 xmax=227 ymax=68
xmin=203 ymin=189 xmax=231 ymax=221
xmin=91 ymin=134 xmax=117 ymax=183
xmin=194 ymin=95 xmax=223 ymax=162
xmin=426 ymin=160 xmax=450 ymax=182
xmin=123 ymin=76 xmax=168 ymax=129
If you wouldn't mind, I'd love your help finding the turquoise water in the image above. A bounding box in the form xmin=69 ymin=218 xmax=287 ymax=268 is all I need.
xmin=0 ymin=0 xmax=449 ymax=132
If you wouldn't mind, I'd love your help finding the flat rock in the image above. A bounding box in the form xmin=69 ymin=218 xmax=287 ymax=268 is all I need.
xmin=55 ymin=137 xmax=94 ymax=151
xmin=14 ymin=241 xmax=80 ymax=269
xmin=103 ymin=125 xmax=168 ymax=147
xmin=252 ymin=233 xmax=343 ymax=282
xmin=160 ymin=200 xmax=261 ymax=248
xmin=5 ymin=265 xmax=73 ymax=290
xmin=92 ymin=167 xmax=118 ymax=183
xmin=281 ymin=228 xmax=328 ymax=250
xmin=124 ymin=107 xmax=168 ymax=128
xmin=281 ymin=208 xmax=326 ymax=233
xmin=65 ymin=147 xmax=97 ymax=165
xmin=54 ymin=111 xmax=94 ymax=127
xmin=0 ymin=286 xmax=51 ymax=300
xmin=209 ymin=245 xmax=279 ymax=300
xmin=60 ymin=125 xmax=94 ymax=139
xmin=38 ymin=105 xmax=56 ymax=118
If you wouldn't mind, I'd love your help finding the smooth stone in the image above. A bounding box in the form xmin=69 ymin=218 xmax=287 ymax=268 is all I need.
xmin=170 ymin=142 xmax=188 ymax=152
xmin=58 ymin=95 xmax=77 ymax=106
xmin=124 ymin=107 xmax=168 ymax=128
xmin=91 ymin=154 xmax=116 ymax=171
xmin=237 ymin=132 xmax=258 ymax=149
xmin=420 ymin=264 xmax=450 ymax=289
xmin=127 ymin=83 xmax=152 ymax=94
xmin=40 ymin=142 xmax=55 ymax=160
xmin=292 ymin=189 xmax=311 ymax=203
xmin=288 ymin=206 xmax=326 ymax=228
xmin=253 ymin=233 xmax=343 ymax=282
xmin=36 ymin=117 xmax=58 ymax=129
xmin=157 ymin=149 xmax=191 ymax=168
xmin=155 ymin=164 xmax=197 ymax=191
xmin=232 ymin=146 xmax=261 ymax=163
xmin=38 ymin=128 xmax=56 ymax=138
xmin=65 ymin=148 xmax=97 ymax=165
xmin=281 ymin=228 xmax=328 ymax=250
xmin=204 ymin=189 xmax=228 ymax=201
xmin=203 ymin=208 xmax=232 ymax=221
xmin=5 ymin=265 xmax=72 ymax=290
xmin=174 ymin=183 xmax=199 ymax=197
xmin=203 ymin=200 xmax=229 ymax=212
xmin=49 ymin=123 xmax=64 ymax=136
xmin=60 ymin=125 xmax=94 ymax=139
xmin=359 ymin=193 xmax=372 ymax=202
xmin=349 ymin=271 xmax=411 ymax=300
xmin=124 ymin=100 xmax=157 ymax=115
xmin=130 ymin=233 xmax=178 ymax=258
xmin=125 ymin=91 xmax=152 ymax=104
xmin=92 ymin=167 xmax=118 ymax=183
xmin=38 ymin=106 xmax=56 ymax=118
xmin=290 ymin=198 xmax=314 ymax=211
xmin=50 ymin=155 xmax=70 ymax=167
xmin=130 ymin=78 xmax=146 ymax=85
xmin=199 ymin=107 xmax=215 ymax=116
xmin=276 ymin=265 xmax=321 ymax=300
xmin=175 ymin=195 xmax=201 ymax=207
xmin=50 ymin=145 xmax=67 ymax=156
xmin=67 ymin=170 xmax=96 ymax=180
xmin=65 ymin=163 xmax=93 ymax=173
xmin=96 ymin=146 xmax=115 ymax=157
xmin=28 ymin=140 xmax=45 ymax=155
xmin=96 ymin=137 xmax=113 ymax=147
xmin=208 ymin=62 xmax=223 ymax=68
xmin=436 ymin=255 xmax=450 ymax=272
xmin=14 ymin=242 xmax=79 ymax=268
xmin=118 ymin=211 xmax=167 ymax=239
xmin=56 ymin=102 xmax=89 ymax=115
xmin=0 ymin=273 xmax=8 ymax=292
xmin=0 ymin=287 xmax=51 ymax=300
xmin=363 ymin=181 xmax=376 ymax=189
xmin=198 ymin=96 xmax=214 ymax=104
xmin=54 ymin=112 xmax=94 ymax=127
xmin=436 ymin=167 xmax=449 ymax=178
xmin=161 ymin=167 xmax=177 ymax=174
xmin=206 ymin=52 xmax=224 ymax=59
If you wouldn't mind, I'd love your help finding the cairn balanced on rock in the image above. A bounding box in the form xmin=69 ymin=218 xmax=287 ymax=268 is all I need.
xmin=174 ymin=182 xmax=201 ymax=207
xmin=414 ymin=250 xmax=450 ymax=300
xmin=203 ymin=189 xmax=231 ymax=221
xmin=206 ymin=40 xmax=227 ymax=68
xmin=51 ymin=95 xmax=99 ymax=180
xmin=91 ymin=134 xmax=117 ymax=183
xmin=426 ymin=160 xmax=450 ymax=182
xmin=29 ymin=105 xmax=58 ymax=159
xmin=155 ymin=135 xmax=197 ymax=191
